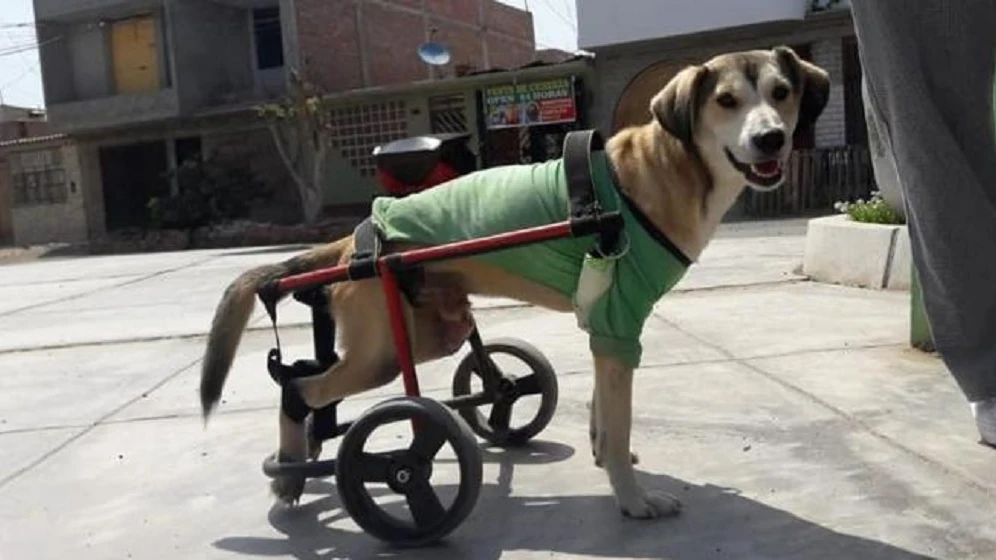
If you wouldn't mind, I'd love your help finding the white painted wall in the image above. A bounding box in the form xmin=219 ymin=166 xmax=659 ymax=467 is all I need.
xmin=577 ymin=0 xmax=810 ymax=49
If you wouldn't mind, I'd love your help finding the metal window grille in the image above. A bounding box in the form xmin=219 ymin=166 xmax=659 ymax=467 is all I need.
xmin=328 ymin=100 xmax=409 ymax=178
xmin=429 ymin=94 xmax=468 ymax=134
xmin=11 ymin=148 xmax=68 ymax=206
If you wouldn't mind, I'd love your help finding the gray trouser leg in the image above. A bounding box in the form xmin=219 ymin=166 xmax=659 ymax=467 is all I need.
xmin=850 ymin=1 xmax=996 ymax=401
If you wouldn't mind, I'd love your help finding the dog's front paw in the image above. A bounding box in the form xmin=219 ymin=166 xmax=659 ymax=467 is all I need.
xmin=618 ymin=489 xmax=682 ymax=519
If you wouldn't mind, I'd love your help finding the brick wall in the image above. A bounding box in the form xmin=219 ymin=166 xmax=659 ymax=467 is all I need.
xmin=0 ymin=121 xmax=50 ymax=142
xmin=294 ymin=0 xmax=367 ymax=92
xmin=811 ymin=38 xmax=846 ymax=147
xmin=293 ymin=0 xmax=536 ymax=94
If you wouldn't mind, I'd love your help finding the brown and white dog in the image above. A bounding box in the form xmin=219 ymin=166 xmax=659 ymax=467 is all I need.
xmin=199 ymin=46 xmax=829 ymax=519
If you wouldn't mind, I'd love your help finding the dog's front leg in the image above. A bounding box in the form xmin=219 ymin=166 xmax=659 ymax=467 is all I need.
xmin=590 ymin=387 xmax=640 ymax=468
xmin=593 ymin=354 xmax=681 ymax=518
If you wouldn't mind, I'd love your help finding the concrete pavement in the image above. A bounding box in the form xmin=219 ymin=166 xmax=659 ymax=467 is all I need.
xmin=1 ymin=218 xmax=994 ymax=560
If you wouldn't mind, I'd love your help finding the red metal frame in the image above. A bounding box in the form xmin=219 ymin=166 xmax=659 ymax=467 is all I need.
xmin=274 ymin=220 xmax=575 ymax=294
xmin=378 ymin=262 xmax=421 ymax=397
xmin=269 ymin=218 xmax=581 ymax=399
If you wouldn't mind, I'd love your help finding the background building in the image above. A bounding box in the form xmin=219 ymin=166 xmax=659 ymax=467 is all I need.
xmin=17 ymin=0 xmax=547 ymax=244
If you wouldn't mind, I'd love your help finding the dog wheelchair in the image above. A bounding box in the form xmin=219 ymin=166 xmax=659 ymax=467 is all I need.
xmin=255 ymin=129 xmax=622 ymax=548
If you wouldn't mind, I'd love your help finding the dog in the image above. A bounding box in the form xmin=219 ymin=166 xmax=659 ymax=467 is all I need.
xmin=198 ymin=46 xmax=830 ymax=519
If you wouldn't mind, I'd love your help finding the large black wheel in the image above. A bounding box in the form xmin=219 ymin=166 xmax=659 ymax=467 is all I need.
xmin=451 ymin=338 xmax=559 ymax=447
xmin=334 ymin=396 xmax=483 ymax=548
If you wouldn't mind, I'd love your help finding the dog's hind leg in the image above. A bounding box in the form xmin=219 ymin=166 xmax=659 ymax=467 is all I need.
xmin=270 ymin=410 xmax=315 ymax=504
xmin=292 ymin=270 xmax=477 ymax=412
xmin=289 ymin=276 xmax=402 ymax=407
xmin=270 ymin=278 xmax=400 ymax=504
xmin=271 ymin=349 xmax=400 ymax=504
xmin=593 ymin=354 xmax=680 ymax=519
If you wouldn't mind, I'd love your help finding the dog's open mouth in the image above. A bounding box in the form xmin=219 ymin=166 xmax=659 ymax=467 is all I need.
xmin=725 ymin=148 xmax=785 ymax=188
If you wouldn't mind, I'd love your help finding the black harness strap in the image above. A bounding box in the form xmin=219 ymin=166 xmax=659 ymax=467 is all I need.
xmin=347 ymin=217 xmax=424 ymax=305
xmin=258 ymin=292 xmax=312 ymax=423
xmin=347 ymin=218 xmax=381 ymax=281
xmin=562 ymin=129 xmax=622 ymax=256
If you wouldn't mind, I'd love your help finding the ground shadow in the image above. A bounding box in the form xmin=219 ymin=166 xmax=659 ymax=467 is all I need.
xmin=219 ymin=244 xmax=316 ymax=257
xmin=211 ymin=439 xmax=938 ymax=560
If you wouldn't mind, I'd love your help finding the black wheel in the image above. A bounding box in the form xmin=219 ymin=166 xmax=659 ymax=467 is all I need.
xmin=334 ymin=396 xmax=483 ymax=548
xmin=451 ymin=337 xmax=559 ymax=446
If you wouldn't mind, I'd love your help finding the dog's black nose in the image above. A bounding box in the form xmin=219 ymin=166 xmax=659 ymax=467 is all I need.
xmin=752 ymin=129 xmax=786 ymax=155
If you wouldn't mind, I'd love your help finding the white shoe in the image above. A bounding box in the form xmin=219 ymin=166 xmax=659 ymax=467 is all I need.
xmin=970 ymin=398 xmax=996 ymax=447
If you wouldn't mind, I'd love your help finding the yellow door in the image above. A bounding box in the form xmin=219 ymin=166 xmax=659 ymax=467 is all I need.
xmin=111 ymin=15 xmax=159 ymax=94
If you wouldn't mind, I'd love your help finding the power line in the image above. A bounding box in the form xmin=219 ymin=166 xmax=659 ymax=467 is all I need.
xmin=0 ymin=62 xmax=40 ymax=93
xmin=0 ymin=35 xmax=61 ymax=58
xmin=537 ymin=0 xmax=576 ymax=32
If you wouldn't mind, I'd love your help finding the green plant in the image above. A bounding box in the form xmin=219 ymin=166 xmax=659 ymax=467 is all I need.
xmin=833 ymin=190 xmax=906 ymax=225
xmin=147 ymin=154 xmax=272 ymax=231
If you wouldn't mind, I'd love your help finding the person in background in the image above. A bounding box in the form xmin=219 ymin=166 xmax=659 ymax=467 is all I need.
xmin=849 ymin=1 xmax=996 ymax=447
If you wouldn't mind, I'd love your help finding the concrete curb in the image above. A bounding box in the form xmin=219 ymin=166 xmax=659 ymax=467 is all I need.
xmin=802 ymin=215 xmax=911 ymax=291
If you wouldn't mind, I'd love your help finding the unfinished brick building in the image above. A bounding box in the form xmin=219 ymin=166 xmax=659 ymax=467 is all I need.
xmin=286 ymin=0 xmax=538 ymax=93
xmin=26 ymin=0 xmax=546 ymax=243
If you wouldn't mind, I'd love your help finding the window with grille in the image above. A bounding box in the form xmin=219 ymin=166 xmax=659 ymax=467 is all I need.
xmin=429 ymin=94 xmax=468 ymax=134
xmin=328 ymin=100 xmax=409 ymax=177
xmin=11 ymin=148 xmax=68 ymax=206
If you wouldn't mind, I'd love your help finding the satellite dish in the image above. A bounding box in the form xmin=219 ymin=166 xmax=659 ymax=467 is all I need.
xmin=418 ymin=42 xmax=451 ymax=66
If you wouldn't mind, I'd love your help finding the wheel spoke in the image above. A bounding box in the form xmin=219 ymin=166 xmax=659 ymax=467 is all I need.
xmin=515 ymin=373 xmax=542 ymax=396
xmin=405 ymin=478 xmax=446 ymax=529
xmin=358 ymin=452 xmax=393 ymax=483
xmin=488 ymin=400 xmax=512 ymax=432
xmin=409 ymin=422 xmax=448 ymax=461
xmin=474 ymin=361 xmax=502 ymax=393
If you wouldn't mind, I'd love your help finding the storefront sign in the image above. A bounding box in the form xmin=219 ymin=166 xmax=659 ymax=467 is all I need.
xmin=483 ymin=77 xmax=577 ymax=129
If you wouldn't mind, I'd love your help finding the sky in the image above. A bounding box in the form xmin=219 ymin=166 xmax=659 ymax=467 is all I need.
xmin=0 ymin=0 xmax=579 ymax=110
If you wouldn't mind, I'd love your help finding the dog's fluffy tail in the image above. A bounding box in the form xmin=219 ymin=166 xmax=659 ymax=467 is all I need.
xmin=199 ymin=238 xmax=350 ymax=421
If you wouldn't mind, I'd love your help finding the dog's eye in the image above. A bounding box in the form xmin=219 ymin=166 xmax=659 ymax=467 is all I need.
xmin=716 ymin=93 xmax=738 ymax=109
xmin=772 ymin=85 xmax=790 ymax=102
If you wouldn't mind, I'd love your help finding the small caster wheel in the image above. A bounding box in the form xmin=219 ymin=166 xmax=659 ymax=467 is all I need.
xmin=335 ymin=396 xmax=483 ymax=548
xmin=452 ymin=337 xmax=558 ymax=447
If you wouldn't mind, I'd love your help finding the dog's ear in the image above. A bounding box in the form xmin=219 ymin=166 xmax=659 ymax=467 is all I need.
xmin=773 ymin=45 xmax=830 ymax=132
xmin=650 ymin=64 xmax=711 ymax=145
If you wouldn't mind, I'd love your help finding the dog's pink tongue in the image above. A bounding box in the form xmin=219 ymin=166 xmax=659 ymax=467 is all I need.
xmin=754 ymin=161 xmax=780 ymax=175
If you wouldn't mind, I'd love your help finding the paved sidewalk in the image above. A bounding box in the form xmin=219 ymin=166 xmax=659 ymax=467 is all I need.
xmin=0 ymin=218 xmax=993 ymax=559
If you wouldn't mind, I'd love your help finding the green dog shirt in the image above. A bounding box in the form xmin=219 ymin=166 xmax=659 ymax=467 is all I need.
xmin=370 ymin=149 xmax=692 ymax=369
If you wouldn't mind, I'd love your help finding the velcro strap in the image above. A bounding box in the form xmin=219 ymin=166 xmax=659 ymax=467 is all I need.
xmin=347 ymin=217 xmax=381 ymax=280
xmin=563 ymin=129 xmax=604 ymax=221
xmin=281 ymin=384 xmax=311 ymax=424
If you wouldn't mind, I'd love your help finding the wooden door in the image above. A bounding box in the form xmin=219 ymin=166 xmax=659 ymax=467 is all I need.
xmin=111 ymin=15 xmax=159 ymax=94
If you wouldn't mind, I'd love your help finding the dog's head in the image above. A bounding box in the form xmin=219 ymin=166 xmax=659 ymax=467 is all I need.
xmin=650 ymin=46 xmax=830 ymax=192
